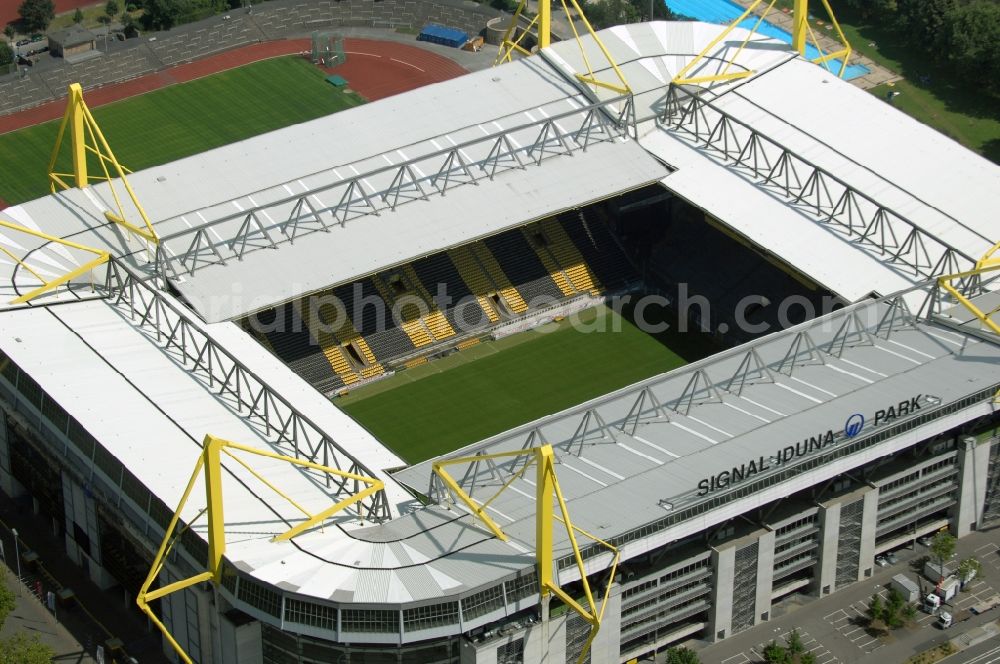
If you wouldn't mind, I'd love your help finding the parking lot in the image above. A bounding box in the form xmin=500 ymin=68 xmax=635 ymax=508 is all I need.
xmin=719 ymin=628 xmax=841 ymax=664
xmin=699 ymin=530 xmax=1000 ymax=664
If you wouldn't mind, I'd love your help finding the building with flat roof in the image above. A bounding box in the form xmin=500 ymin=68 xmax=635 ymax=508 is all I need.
xmin=0 ymin=20 xmax=997 ymax=664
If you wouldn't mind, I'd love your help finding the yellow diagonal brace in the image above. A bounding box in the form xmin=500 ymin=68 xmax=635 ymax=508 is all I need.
xmin=47 ymin=83 xmax=159 ymax=245
xmin=0 ymin=219 xmax=111 ymax=305
xmin=137 ymin=434 xmax=385 ymax=664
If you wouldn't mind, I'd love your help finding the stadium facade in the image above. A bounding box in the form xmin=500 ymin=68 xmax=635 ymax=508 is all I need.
xmin=0 ymin=20 xmax=998 ymax=664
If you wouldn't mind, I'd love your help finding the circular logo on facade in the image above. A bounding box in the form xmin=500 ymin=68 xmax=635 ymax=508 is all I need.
xmin=845 ymin=413 xmax=865 ymax=438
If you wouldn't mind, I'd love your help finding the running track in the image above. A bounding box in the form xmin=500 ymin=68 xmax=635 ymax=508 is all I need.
xmin=0 ymin=37 xmax=468 ymax=134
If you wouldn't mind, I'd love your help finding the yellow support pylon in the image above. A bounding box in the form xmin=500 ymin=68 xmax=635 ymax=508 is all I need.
xmin=0 ymin=218 xmax=110 ymax=305
xmin=48 ymin=83 xmax=159 ymax=245
xmin=494 ymin=0 xmax=631 ymax=95
xmin=434 ymin=444 xmax=620 ymax=664
xmin=673 ymin=0 xmax=853 ymax=86
xmin=137 ymin=434 xmax=384 ymax=664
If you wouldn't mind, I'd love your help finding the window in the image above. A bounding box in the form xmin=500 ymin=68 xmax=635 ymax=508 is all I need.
xmin=341 ymin=609 xmax=398 ymax=633
xmin=462 ymin=584 xmax=505 ymax=621
xmin=284 ymin=598 xmax=336 ymax=630
xmin=403 ymin=602 xmax=458 ymax=632
xmin=238 ymin=577 xmax=282 ymax=618
xmin=504 ymin=573 xmax=538 ymax=602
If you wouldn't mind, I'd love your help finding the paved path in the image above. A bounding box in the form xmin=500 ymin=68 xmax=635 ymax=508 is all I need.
xmin=0 ymin=569 xmax=96 ymax=664
xmin=0 ymin=493 xmax=168 ymax=663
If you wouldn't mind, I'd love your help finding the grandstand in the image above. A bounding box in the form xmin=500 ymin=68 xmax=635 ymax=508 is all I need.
xmin=0 ymin=18 xmax=998 ymax=664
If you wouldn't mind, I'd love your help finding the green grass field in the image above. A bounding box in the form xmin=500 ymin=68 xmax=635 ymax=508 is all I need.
xmin=340 ymin=304 xmax=718 ymax=464
xmin=0 ymin=56 xmax=364 ymax=205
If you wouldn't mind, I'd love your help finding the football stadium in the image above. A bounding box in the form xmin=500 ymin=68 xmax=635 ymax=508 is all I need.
xmin=0 ymin=3 xmax=999 ymax=663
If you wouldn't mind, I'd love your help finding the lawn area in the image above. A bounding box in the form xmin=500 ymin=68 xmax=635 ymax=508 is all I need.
xmin=830 ymin=3 xmax=1000 ymax=163
xmin=0 ymin=56 xmax=364 ymax=205
xmin=339 ymin=304 xmax=718 ymax=464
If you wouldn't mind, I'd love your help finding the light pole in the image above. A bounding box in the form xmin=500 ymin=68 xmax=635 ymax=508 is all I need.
xmin=10 ymin=528 xmax=21 ymax=595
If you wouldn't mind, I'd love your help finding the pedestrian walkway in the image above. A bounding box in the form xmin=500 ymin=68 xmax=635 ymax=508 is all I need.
xmin=0 ymin=493 xmax=168 ymax=664
xmin=0 ymin=568 xmax=96 ymax=663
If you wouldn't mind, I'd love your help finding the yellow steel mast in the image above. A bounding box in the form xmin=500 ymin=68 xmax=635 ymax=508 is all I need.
xmin=673 ymin=0 xmax=853 ymax=86
xmin=48 ymin=83 xmax=159 ymax=245
xmin=434 ymin=444 xmax=620 ymax=664
xmin=495 ymin=0 xmax=632 ymax=94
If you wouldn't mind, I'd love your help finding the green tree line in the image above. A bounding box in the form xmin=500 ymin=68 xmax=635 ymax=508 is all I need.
xmin=837 ymin=0 xmax=1000 ymax=93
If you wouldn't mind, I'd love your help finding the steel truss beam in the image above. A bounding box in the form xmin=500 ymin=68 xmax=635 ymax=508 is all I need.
xmin=102 ymin=260 xmax=391 ymax=522
xmin=137 ymin=434 xmax=384 ymax=664
xmin=433 ymin=445 xmax=619 ymax=664
xmin=154 ymin=94 xmax=634 ymax=278
xmin=659 ymin=85 xmax=980 ymax=279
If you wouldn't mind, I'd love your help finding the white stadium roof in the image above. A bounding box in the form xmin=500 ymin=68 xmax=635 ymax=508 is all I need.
xmin=0 ymin=20 xmax=997 ymax=614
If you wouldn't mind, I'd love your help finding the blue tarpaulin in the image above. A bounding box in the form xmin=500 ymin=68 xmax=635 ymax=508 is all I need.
xmin=417 ymin=24 xmax=469 ymax=48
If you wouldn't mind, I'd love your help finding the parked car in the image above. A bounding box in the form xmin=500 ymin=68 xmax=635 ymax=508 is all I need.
xmin=30 ymin=34 xmax=44 ymax=42
xmin=16 ymin=55 xmax=32 ymax=66
xmin=875 ymin=555 xmax=889 ymax=567
xmin=886 ymin=550 xmax=898 ymax=564
xmin=15 ymin=38 xmax=30 ymax=46
xmin=918 ymin=534 xmax=934 ymax=546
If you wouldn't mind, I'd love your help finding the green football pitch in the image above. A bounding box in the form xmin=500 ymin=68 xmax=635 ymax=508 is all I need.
xmin=340 ymin=304 xmax=718 ymax=464
xmin=0 ymin=57 xmax=364 ymax=206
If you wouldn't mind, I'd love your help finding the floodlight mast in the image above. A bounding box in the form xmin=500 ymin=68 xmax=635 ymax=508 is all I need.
xmin=434 ymin=444 xmax=620 ymax=664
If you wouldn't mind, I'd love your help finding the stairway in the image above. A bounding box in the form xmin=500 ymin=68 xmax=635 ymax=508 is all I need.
xmin=314 ymin=293 xmax=385 ymax=382
xmin=446 ymin=247 xmax=503 ymax=321
xmin=522 ymin=227 xmax=576 ymax=296
xmin=539 ymin=217 xmax=601 ymax=295
xmin=401 ymin=264 xmax=456 ymax=342
xmin=370 ymin=274 xmax=435 ymax=348
xmin=468 ymin=244 xmax=528 ymax=313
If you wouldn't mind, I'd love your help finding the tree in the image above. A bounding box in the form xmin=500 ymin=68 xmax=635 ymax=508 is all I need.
xmin=139 ymin=0 xmax=183 ymax=30
xmin=17 ymin=0 xmax=56 ymax=33
xmin=958 ymin=557 xmax=984 ymax=585
xmin=897 ymin=0 xmax=956 ymax=52
xmin=930 ymin=531 xmax=957 ymax=581
xmin=800 ymin=653 xmax=816 ymax=664
xmin=940 ymin=0 xmax=1000 ymax=93
xmin=72 ymin=7 xmax=84 ymax=23
xmin=787 ymin=629 xmax=805 ymax=656
xmin=106 ymin=0 xmax=120 ymax=18
xmin=0 ymin=570 xmax=53 ymax=663
xmin=0 ymin=571 xmax=14 ymax=626
xmin=581 ymin=0 xmax=641 ymax=29
xmin=0 ymin=42 xmax=12 ymax=69
xmin=867 ymin=592 xmax=885 ymax=623
xmin=763 ymin=641 xmax=789 ymax=664
xmin=665 ymin=646 xmax=701 ymax=664
xmin=885 ymin=587 xmax=906 ymax=628
xmin=3 ymin=25 xmax=14 ymax=41
xmin=0 ymin=632 xmax=53 ymax=664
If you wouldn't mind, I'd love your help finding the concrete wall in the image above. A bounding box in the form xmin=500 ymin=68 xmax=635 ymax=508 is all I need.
xmin=857 ymin=488 xmax=879 ymax=583
xmin=708 ymin=545 xmax=735 ymax=641
xmin=815 ymin=501 xmax=840 ymax=596
xmin=954 ymin=435 xmax=992 ymax=536
xmin=754 ymin=530 xmax=775 ymax=622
